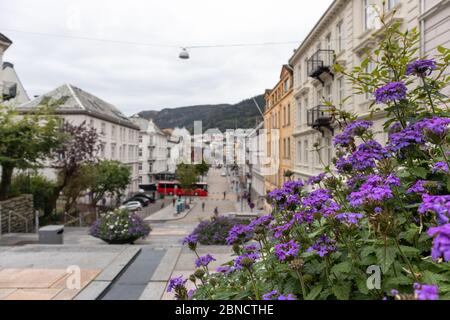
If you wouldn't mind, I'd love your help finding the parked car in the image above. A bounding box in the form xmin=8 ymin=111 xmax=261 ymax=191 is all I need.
xmin=120 ymin=201 xmax=142 ymax=211
xmin=124 ymin=196 xmax=150 ymax=207
xmin=133 ymin=193 xmax=156 ymax=203
xmin=221 ymin=171 xmax=227 ymax=177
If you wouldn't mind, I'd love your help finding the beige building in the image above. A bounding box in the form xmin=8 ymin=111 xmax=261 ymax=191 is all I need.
xmin=289 ymin=0 xmax=450 ymax=181
xmin=19 ymin=84 xmax=141 ymax=198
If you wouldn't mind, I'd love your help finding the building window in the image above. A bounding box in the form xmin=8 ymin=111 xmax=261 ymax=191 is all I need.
xmin=89 ymin=119 xmax=94 ymax=128
xmin=387 ymin=0 xmax=399 ymax=10
xmin=100 ymin=144 xmax=105 ymax=158
xmin=365 ymin=60 xmax=375 ymax=100
xmin=111 ymin=143 xmax=116 ymax=159
xmin=336 ymin=20 xmax=344 ymax=52
xmin=138 ymin=147 xmax=142 ymax=158
xmin=287 ymin=105 xmax=291 ymax=125
xmin=287 ymin=137 xmax=291 ymax=159
xmin=101 ymin=122 xmax=106 ymax=135
xmin=325 ymin=137 xmax=332 ymax=165
xmin=297 ymin=66 xmax=302 ymax=85
xmin=296 ymin=99 xmax=302 ymax=125
xmin=297 ymin=141 xmax=302 ymax=163
xmin=364 ymin=0 xmax=378 ymax=31
xmin=139 ymin=134 xmax=143 ymax=143
xmin=338 ymin=78 xmax=345 ymax=102
xmin=111 ymin=125 xmax=116 ymax=140
xmin=139 ymin=162 xmax=143 ymax=171
xmin=284 ymin=79 xmax=290 ymax=92
xmin=325 ymin=84 xmax=332 ymax=103
xmin=304 ymin=140 xmax=309 ymax=165
xmin=283 ymin=107 xmax=286 ymax=126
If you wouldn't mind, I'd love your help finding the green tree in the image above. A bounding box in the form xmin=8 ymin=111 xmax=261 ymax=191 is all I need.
xmin=86 ymin=160 xmax=131 ymax=207
xmin=0 ymin=104 xmax=62 ymax=200
xmin=195 ymin=160 xmax=211 ymax=177
xmin=176 ymin=163 xmax=198 ymax=200
xmin=10 ymin=173 xmax=56 ymax=215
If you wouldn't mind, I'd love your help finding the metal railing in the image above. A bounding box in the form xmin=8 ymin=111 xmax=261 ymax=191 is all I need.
xmin=0 ymin=204 xmax=39 ymax=238
xmin=307 ymin=49 xmax=335 ymax=79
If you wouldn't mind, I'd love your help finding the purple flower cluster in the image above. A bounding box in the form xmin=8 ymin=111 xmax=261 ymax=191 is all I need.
xmin=274 ymin=240 xmax=300 ymax=262
xmin=407 ymin=180 xmax=427 ymax=194
xmin=307 ymin=173 xmax=327 ymax=185
xmin=417 ymin=116 xmax=450 ymax=138
xmin=226 ymin=224 xmax=253 ymax=245
xmin=195 ymin=254 xmax=216 ymax=268
xmin=349 ymin=174 xmax=400 ymax=207
xmin=333 ymin=120 xmax=373 ymax=147
xmin=233 ymin=252 xmax=260 ymax=270
xmin=335 ymin=212 xmax=364 ymax=225
xmin=268 ymin=180 xmax=304 ymax=210
xmin=418 ymin=194 xmax=450 ymax=224
xmin=307 ymin=235 xmax=337 ymax=257
xmin=249 ymin=215 xmax=273 ymax=228
xmin=413 ymin=283 xmax=439 ymax=300
xmin=271 ymin=220 xmax=294 ymax=239
xmin=406 ymin=59 xmax=436 ymax=76
xmin=216 ymin=265 xmax=234 ymax=274
xmin=427 ymin=224 xmax=450 ymax=262
xmin=374 ymin=81 xmax=407 ymax=104
xmin=183 ymin=233 xmax=198 ymax=246
xmin=432 ymin=162 xmax=449 ymax=174
xmin=351 ymin=140 xmax=388 ymax=171
xmin=262 ymin=290 xmax=296 ymax=300
xmin=302 ymin=188 xmax=341 ymax=218
xmin=167 ymin=276 xmax=187 ymax=293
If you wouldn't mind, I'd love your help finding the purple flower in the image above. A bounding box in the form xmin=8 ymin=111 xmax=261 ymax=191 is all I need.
xmin=183 ymin=233 xmax=198 ymax=246
xmin=233 ymin=252 xmax=259 ymax=270
xmin=274 ymin=240 xmax=300 ymax=262
xmin=333 ymin=120 xmax=373 ymax=147
xmin=419 ymin=194 xmax=450 ymax=224
xmin=406 ymin=59 xmax=436 ymax=76
xmin=271 ymin=220 xmax=294 ymax=238
xmin=413 ymin=283 xmax=439 ymax=300
xmin=262 ymin=290 xmax=279 ymax=300
xmin=243 ymin=243 xmax=259 ymax=253
xmin=307 ymin=173 xmax=327 ymax=185
xmin=226 ymin=224 xmax=253 ymax=245
xmin=195 ymin=254 xmax=216 ymax=268
xmin=427 ymin=224 xmax=450 ymax=262
xmin=432 ymin=162 xmax=449 ymax=174
xmin=348 ymin=174 xmax=399 ymax=207
xmin=335 ymin=212 xmax=364 ymax=225
xmin=167 ymin=276 xmax=187 ymax=293
xmin=278 ymin=294 xmax=297 ymax=300
xmin=407 ymin=180 xmax=427 ymax=194
xmin=416 ymin=116 xmax=450 ymax=139
xmin=374 ymin=82 xmax=407 ymax=104
xmin=216 ymin=265 xmax=234 ymax=274
xmin=249 ymin=215 xmax=273 ymax=228
xmin=307 ymin=235 xmax=337 ymax=257
xmin=187 ymin=289 xmax=196 ymax=299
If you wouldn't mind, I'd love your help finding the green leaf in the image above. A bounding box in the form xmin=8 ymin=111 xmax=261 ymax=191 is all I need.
xmin=422 ymin=270 xmax=448 ymax=284
xmin=411 ymin=167 xmax=428 ymax=179
xmin=332 ymin=282 xmax=351 ymax=300
xmin=437 ymin=45 xmax=446 ymax=54
xmin=305 ymin=285 xmax=322 ymax=300
xmin=375 ymin=246 xmax=397 ymax=273
xmin=398 ymin=245 xmax=420 ymax=258
xmin=331 ymin=261 xmax=352 ymax=274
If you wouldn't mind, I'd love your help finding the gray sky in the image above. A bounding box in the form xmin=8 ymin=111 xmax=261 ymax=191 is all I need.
xmin=0 ymin=0 xmax=333 ymax=115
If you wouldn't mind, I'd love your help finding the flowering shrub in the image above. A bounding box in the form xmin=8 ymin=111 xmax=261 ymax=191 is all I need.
xmin=190 ymin=216 xmax=251 ymax=245
xmin=90 ymin=208 xmax=150 ymax=243
xmin=170 ymin=18 xmax=450 ymax=300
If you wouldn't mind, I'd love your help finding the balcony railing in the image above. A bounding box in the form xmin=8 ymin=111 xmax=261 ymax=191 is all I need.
xmin=307 ymin=49 xmax=334 ymax=84
xmin=307 ymin=105 xmax=334 ymax=135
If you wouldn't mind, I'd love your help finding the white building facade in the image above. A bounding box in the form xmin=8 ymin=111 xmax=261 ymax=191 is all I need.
xmin=19 ymin=84 xmax=140 ymax=197
xmin=0 ymin=33 xmax=29 ymax=105
xmin=289 ymin=0 xmax=450 ymax=181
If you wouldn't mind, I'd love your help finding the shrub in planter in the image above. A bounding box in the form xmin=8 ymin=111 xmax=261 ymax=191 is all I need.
xmin=172 ymin=19 xmax=450 ymax=300
xmin=190 ymin=216 xmax=251 ymax=245
xmin=90 ymin=208 xmax=150 ymax=244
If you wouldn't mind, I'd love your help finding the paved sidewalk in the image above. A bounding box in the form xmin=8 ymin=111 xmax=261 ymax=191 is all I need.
xmin=145 ymin=201 xmax=197 ymax=222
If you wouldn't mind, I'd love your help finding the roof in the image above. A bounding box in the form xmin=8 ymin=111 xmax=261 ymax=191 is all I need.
xmin=0 ymin=33 xmax=12 ymax=45
xmin=18 ymin=84 xmax=138 ymax=130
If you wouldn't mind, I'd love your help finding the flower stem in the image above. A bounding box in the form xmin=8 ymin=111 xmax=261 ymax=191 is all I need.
xmin=295 ymin=269 xmax=308 ymax=299
xmin=394 ymin=237 xmax=419 ymax=282
xmin=248 ymin=270 xmax=261 ymax=300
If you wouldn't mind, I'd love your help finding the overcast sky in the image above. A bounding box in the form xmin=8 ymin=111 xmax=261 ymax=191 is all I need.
xmin=0 ymin=0 xmax=333 ymax=115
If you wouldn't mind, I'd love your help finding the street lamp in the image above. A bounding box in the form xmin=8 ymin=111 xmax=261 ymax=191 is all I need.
xmin=179 ymin=48 xmax=190 ymax=59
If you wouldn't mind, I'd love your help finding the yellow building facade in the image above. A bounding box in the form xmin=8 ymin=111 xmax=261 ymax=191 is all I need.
xmin=264 ymin=65 xmax=295 ymax=193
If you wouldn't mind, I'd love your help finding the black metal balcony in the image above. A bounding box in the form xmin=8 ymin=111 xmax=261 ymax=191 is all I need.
xmin=2 ymin=82 xmax=17 ymax=101
xmin=307 ymin=49 xmax=334 ymax=84
xmin=307 ymin=105 xmax=334 ymax=136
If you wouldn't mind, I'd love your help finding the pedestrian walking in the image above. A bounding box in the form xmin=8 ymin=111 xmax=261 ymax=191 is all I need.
xmin=202 ymin=202 xmax=205 ymax=212
xmin=223 ymin=191 xmax=226 ymax=200
xmin=214 ymin=207 xmax=218 ymax=216
xmin=172 ymin=197 xmax=176 ymax=207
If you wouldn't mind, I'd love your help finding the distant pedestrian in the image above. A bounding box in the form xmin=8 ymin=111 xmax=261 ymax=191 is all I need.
xmin=172 ymin=197 xmax=176 ymax=207
xmin=223 ymin=191 xmax=226 ymax=200
xmin=202 ymin=202 xmax=205 ymax=212
xmin=214 ymin=207 xmax=218 ymax=216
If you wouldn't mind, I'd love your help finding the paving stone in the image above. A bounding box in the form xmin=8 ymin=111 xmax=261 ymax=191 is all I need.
xmin=52 ymin=288 xmax=81 ymax=300
xmin=4 ymin=288 xmax=62 ymax=300
xmin=0 ymin=268 xmax=67 ymax=289
xmin=151 ymin=248 xmax=182 ymax=281
xmin=74 ymin=281 xmax=110 ymax=300
xmin=139 ymin=282 xmax=167 ymax=300
xmin=51 ymin=269 xmax=101 ymax=289
xmin=95 ymin=247 xmax=141 ymax=282
xmin=0 ymin=289 xmax=16 ymax=300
